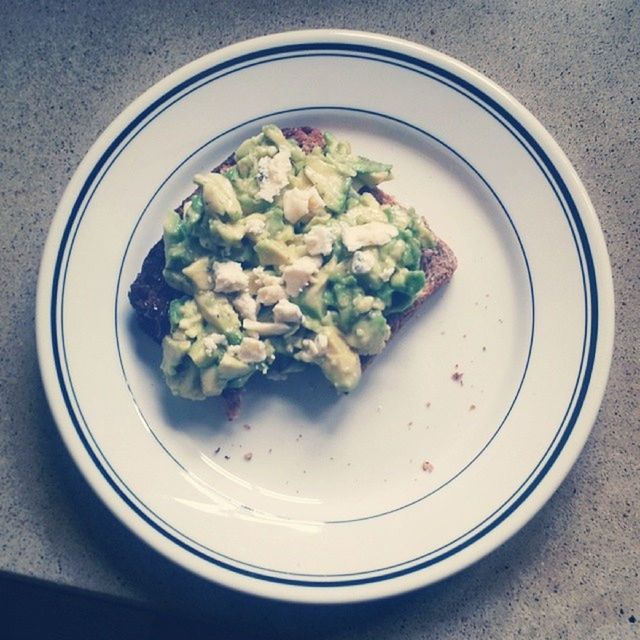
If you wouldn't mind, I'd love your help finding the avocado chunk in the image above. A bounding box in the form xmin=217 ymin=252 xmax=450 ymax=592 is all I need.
xmin=164 ymin=359 xmax=206 ymax=400
xmin=303 ymin=156 xmax=351 ymax=214
xmin=345 ymin=311 xmax=391 ymax=356
xmin=194 ymin=173 xmax=243 ymax=221
xmin=163 ymin=269 xmax=193 ymax=296
xmin=168 ymin=298 xmax=203 ymax=338
xmin=298 ymin=269 xmax=328 ymax=319
xmin=163 ymin=212 xmax=209 ymax=293
xmin=187 ymin=335 xmax=218 ymax=368
xmin=161 ymin=336 xmax=190 ymax=376
xmin=262 ymin=124 xmax=287 ymax=148
xmin=352 ymin=157 xmax=393 ymax=186
xmin=317 ymin=326 xmax=361 ymax=392
xmin=255 ymin=238 xmax=291 ymax=266
xmin=236 ymin=191 xmax=270 ymax=215
xmin=210 ymin=219 xmax=246 ymax=246
xmin=390 ymin=269 xmax=426 ymax=297
xmin=330 ymin=278 xmax=364 ymax=332
xmin=194 ymin=291 xmax=241 ymax=334
xmin=217 ymin=352 xmax=253 ymax=380
xmin=200 ymin=366 xmax=224 ymax=396
xmin=235 ymin=132 xmax=263 ymax=160
xmin=182 ymin=256 xmax=212 ymax=292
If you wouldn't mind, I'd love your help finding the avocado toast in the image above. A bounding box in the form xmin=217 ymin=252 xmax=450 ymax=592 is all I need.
xmin=129 ymin=126 xmax=456 ymax=417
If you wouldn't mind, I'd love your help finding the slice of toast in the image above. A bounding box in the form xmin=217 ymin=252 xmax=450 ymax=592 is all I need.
xmin=129 ymin=127 xmax=456 ymax=417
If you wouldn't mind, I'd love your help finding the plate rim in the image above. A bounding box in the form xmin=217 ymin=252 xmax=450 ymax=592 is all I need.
xmin=35 ymin=29 xmax=615 ymax=603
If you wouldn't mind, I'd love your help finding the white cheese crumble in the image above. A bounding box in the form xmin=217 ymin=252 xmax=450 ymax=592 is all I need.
xmin=236 ymin=337 xmax=267 ymax=363
xmin=248 ymin=266 xmax=283 ymax=295
xmin=282 ymin=186 xmax=324 ymax=224
xmin=213 ymin=261 xmax=248 ymax=293
xmin=202 ymin=333 xmax=227 ymax=357
xmin=351 ymin=250 xmax=376 ymax=274
xmin=272 ymin=299 xmax=303 ymax=324
xmin=304 ymin=225 xmax=334 ymax=256
xmin=282 ymin=256 xmax=322 ymax=296
xmin=257 ymin=148 xmax=291 ymax=202
xmin=232 ymin=292 xmax=258 ymax=321
xmin=243 ymin=319 xmax=291 ymax=336
xmin=341 ymin=222 xmax=398 ymax=252
xmin=244 ymin=216 xmax=266 ymax=238
xmin=256 ymin=284 xmax=287 ymax=306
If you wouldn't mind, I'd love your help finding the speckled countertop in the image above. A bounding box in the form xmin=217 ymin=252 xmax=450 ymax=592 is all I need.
xmin=1 ymin=1 xmax=638 ymax=637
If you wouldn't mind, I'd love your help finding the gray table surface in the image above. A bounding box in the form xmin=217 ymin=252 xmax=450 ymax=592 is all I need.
xmin=1 ymin=0 xmax=638 ymax=637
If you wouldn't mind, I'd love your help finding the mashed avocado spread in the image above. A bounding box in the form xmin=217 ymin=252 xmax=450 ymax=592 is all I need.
xmin=160 ymin=125 xmax=436 ymax=399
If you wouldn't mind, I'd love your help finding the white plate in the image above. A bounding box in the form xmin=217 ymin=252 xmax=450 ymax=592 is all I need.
xmin=36 ymin=30 xmax=614 ymax=603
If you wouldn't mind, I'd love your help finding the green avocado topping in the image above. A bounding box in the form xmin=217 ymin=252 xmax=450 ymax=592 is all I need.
xmin=160 ymin=125 xmax=437 ymax=398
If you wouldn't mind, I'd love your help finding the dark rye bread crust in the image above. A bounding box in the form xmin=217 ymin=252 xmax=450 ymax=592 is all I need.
xmin=128 ymin=127 xmax=456 ymax=417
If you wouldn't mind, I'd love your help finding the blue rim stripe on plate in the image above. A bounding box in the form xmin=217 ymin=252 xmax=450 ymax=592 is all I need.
xmin=50 ymin=42 xmax=597 ymax=587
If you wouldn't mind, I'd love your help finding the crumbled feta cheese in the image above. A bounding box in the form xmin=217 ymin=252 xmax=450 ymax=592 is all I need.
xmin=273 ymin=299 xmax=303 ymax=324
xmin=282 ymin=186 xmax=324 ymax=224
xmin=243 ymin=319 xmax=291 ymax=336
xmin=232 ymin=292 xmax=258 ymax=321
xmin=257 ymin=148 xmax=291 ymax=202
xmin=282 ymin=256 xmax=322 ymax=296
xmin=256 ymin=284 xmax=287 ymax=306
xmin=245 ymin=216 xmax=266 ymax=238
xmin=341 ymin=222 xmax=398 ymax=252
xmin=202 ymin=333 xmax=227 ymax=356
xmin=351 ymin=250 xmax=376 ymax=274
xmin=304 ymin=225 xmax=334 ymax=255
xmin=248 ymin=266 xmax=283 ymax=295
xmin=213 ymin=261 xmax=248 ymax=292
xmin=236 ymin=337 xmax=267 ymax=363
